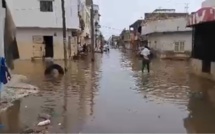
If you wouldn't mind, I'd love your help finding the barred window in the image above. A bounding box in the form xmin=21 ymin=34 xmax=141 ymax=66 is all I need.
xmin=174 ymin=41 xmax=185 ymax=52
xmin=40 ymin=1 xmax=53 ymax=12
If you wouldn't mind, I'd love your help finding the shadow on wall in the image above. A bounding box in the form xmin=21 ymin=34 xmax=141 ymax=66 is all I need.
xmin=4 ymin=0 xmax=20 ymax=70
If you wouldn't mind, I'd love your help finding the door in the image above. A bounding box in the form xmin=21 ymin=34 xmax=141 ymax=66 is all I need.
xmin=68 ymin=36 xmax=71 ymax=58
xmin=32 ymin=36 xmax=44 ymax=59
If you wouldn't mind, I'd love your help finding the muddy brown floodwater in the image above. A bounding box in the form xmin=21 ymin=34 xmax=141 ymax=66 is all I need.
xmin=1 ymin=49 xmax=215 ymax=133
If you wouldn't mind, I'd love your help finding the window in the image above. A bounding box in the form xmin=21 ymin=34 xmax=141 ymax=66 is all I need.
xmin=40 ymin=1 xmax=53 ymax=12
xmin=174 ymin=41 xmax=185 ymax=52
xmin=2 ymin=0 xmax=6 ymax=8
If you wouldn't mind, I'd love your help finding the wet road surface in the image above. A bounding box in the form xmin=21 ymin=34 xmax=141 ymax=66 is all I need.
xmin=1 ymin=49 xmax=215 ymax=133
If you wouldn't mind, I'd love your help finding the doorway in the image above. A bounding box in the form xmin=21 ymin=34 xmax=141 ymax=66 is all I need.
xmin=202 ymin=60 xmax=211 ymax=73
xmin=43 ymin=36 xmax=54 ymax=58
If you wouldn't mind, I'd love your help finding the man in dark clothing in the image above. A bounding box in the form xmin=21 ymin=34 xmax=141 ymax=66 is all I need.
xmin=83 ymin=43 xmax=87 ymax=53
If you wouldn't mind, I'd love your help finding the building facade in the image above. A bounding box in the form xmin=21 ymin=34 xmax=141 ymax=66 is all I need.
xmin=8 ymin=0 xmax=80 ymax=60
xmin=0 ymin=0 xmax=6 ymax=57
xmin=78 ymin=0 xmax=91 ymax=47
xmin=188 ymin=0 xmax=215 ymax=80
xmin=119 ymin=29 xmax=131 ymax=49
xmin=129 ymin=19 xmax=144 ymax=50
xmin=93 ymin=4 xmax=101 ymax=51
xmin=142 ymin=17 xmax=192 ymax=59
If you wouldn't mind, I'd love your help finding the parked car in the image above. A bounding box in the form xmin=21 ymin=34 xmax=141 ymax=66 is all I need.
xmin=103 ymin=44 xmax=110 ymax=52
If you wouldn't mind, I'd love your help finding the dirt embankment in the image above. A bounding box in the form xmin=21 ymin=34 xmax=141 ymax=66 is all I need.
xmin=0 ymin=74 xmax=38 ymax=112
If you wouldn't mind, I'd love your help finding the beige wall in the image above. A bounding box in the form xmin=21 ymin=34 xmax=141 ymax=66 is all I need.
xmin=16 ymin=28 xmax=77 ymax=60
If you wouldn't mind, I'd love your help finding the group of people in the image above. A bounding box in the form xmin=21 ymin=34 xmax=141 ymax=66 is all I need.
xmin=139 ymin=45 xmax=153 ymax=73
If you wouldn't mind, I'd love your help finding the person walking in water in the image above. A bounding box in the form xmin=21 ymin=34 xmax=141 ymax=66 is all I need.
xmin=140 ymin=45 xmax=151 ymax=73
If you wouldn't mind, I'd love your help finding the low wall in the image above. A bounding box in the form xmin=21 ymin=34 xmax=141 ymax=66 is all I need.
xmin=190 ymin=58 xmax=215 ymax=81
xmin=159 ymin=51 xmax=191 ymax=60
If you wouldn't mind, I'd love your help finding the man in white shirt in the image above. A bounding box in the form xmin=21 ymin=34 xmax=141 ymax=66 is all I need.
xmin=140 ymin=46 xmax=151 ymax=73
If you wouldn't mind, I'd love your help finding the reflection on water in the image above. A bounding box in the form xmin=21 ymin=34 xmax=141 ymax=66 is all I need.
xmin=0 ymin=100 xmax=21 ymax=133
xmin=1 ymin=49 xmax=215 ymax=133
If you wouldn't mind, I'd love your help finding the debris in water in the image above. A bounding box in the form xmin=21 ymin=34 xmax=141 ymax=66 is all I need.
xmin=38 ymin=113 xmax=51 ymax=120
xmin=58 ymin=123 xmax=62 ymax=126
xmin=22 ymin=128 xmax=34 ymax=133
xmin=37 ymin=119 xmax=51 ymax=126
xmin=25 ymin=106 xmax=27 ymax=108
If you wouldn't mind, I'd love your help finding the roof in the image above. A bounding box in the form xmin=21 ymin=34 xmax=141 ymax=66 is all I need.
xmin=129 ymin=19 xmax=144 ymax=28
xmin=187 ymin=7 xmax=215 ymax=27
xmin=145 ymin=12 xmax=188 ymax=21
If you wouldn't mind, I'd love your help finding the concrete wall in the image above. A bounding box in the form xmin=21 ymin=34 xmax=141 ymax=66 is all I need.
xmin=16 ymin=28 xmax=77 ymax=60
xmin=142 ymin=17 xmax=191 ymax=35
xmin=0 ymin=2 xmax=5 ymax=57
xmin=148 ymin=32 xmax=192 ymax=59
xmin=191 ymin=58 xmax=215 ymax=81
xmin=7 ymin=0 xmax=79 ymax=29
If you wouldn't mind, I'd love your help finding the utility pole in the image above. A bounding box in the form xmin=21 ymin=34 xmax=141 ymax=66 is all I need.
xmin=185 ymin=3 xmax=189 ymax=13
xmin=90 ymin=2 xmax=95 ymax=62
xmin=61 ymin=0 xmax=68 ymax=70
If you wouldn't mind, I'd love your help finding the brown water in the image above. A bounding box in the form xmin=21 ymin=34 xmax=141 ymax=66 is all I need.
xmin=1 ymin=49 xmax=215 ymax=133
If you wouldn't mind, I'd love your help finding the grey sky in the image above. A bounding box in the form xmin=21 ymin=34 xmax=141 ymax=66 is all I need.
xmin=94 ymin=0 xmax=202 ymax=38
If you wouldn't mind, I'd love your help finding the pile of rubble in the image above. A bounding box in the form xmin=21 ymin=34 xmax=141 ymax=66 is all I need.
xmin=0 ymin=74 xmax=38 ymax=112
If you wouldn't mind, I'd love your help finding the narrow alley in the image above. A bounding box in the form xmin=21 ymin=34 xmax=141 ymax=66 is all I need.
xmin=1 ymin=49 xmax=215 ymax=133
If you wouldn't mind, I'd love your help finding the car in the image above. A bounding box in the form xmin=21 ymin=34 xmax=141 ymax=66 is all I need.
xmin=103 ymin=45 xmax=110 ymax=52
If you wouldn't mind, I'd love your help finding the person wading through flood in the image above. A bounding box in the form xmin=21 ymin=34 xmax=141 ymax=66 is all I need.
xmin=140 ymin=45 xmax=151 ymax=73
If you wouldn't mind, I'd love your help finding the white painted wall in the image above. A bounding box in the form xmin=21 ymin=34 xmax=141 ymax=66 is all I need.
xmin=142 ymin=17 xmax=191 ymax=35
xmin=78 ymin=0 xmax=90 ymax=36
xmin=7 ymin=0 xmax=79 ymax=29
xmin=0 ymin=2 xmax=6 ymax=57
xmin=148 ymin=32 xmax=192 ymax=52
xmin=84 ymin=6 xmax=91 ymax=35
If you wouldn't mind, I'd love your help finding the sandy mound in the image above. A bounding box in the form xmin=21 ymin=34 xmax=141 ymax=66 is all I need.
xmin=0 ymin=74 xmax=39 ymax=112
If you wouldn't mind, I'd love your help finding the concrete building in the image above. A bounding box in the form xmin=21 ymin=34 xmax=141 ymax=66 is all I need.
xmin=0 ymin=0 xmax=6 ymax=57
xmin=188 ymin=0 xmax=215 ymax=80
xmin=144 ymin=9 xmax=188 ymax=22
xmin=142 ymin=17 xmax=192 ymax=59
xmin=78 ymin=0 xmax=91 ymax=46
xmin=93 ymin=4 xmax=101 ymax=51
xmin=119 ymin=29 xmax=131 ymax=49
xmin=7 ymin=0 xmax=80 ymax=60
xmin=129 ymin=19 xmax=144 ymax=50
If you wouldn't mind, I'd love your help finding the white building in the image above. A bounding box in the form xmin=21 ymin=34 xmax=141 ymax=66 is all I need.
xmin=0 ymin=0 xmax=6 ymax=57
xmin=7 ymin=0 xmax=80 ymax=60
xmin=142 ymin=17 xmax=192 ymax=59
xmin=78 ymin=0 xmax=91 ymax=45
xmin=93 ymin=4 xmax=101 ymax=50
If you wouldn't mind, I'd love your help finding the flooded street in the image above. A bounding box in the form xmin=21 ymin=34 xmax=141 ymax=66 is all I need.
xmin=1 ymin=49 xmax=215 ymax=133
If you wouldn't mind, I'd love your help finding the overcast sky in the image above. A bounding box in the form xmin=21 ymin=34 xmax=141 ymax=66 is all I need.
xmin=94 ymin=0 xmax=202 ymax=39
